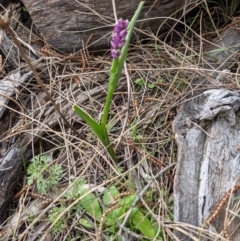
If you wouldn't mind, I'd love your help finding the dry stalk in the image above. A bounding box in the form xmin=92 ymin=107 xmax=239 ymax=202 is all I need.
xmin=97 ymin=204 xmax=121 ymax=241
xmin=223 ymin=228 xmax=232 ymax=241
xmin=128 ymin=139 xmax=165 ymax=169
xmin=0 ymin=188 xmax=52 ymax=239
xmin=202 ymin=17 xmax=240 ymax=37
xmin=203 ymin=184 xmax=240 ymax=227
xmin=12 ymin=184 xmax=29 ymax=200
xmin=203 ymin=184 xmax=240 ymax=241
xmin=40 ymin=46 xmax=83 ymax=61
xmin=0 ymin=93 xmax=26 ymax=127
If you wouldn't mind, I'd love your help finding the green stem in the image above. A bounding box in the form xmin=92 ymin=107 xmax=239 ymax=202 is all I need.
xmin=101 ymin=59 xmax=119 ymax=126
xmin=102 ymin=126 xmax=117 ymax=161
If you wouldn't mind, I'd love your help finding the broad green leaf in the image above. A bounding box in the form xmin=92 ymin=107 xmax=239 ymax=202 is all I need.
xmin=64 ymin=179 xmax=86 ymax=200
xmin=105 ymin=206 xmax=126 ymax=225
xmin=105 ymin=194 xmax=136 ymax=225
xmin=118 ymin=194 xmax=136 ymax=207
xmin=153 ymin=222 xmax=163 ymax=238
xmin=79 ymin=187 xmax=102 ymax=221
xmin=73 ymin=104 xmax=116 ymax=160
xmin=130 ymin=208 xmax=155 ymax=238
xmin=79 ymin=218 xmax=95 ymax=228
xmin=103 ymin=186 xmax=119 ymax=206
xmin=72 ymin=104 xmax=103 ymax=139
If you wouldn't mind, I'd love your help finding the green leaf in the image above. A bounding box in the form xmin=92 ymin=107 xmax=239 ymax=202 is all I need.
xmin=27 ymin=154 xmax=62 ymax=195
xmin=48 ymin=205 xmax=65 ymax=233
xmin=147 ymin=83 xmax=156 ymax=89
xmin=36 ymin=177 xmax=47 ymax=194
xmin=79 ymin=187 xmax=102 ymax=221
xmin=72 ymin=104 xmax=103 ymax=139
xmin=130 ymin=208 xmax=156 ymax=238
xmin=73 ymin=104 xmax=117 ymax=161
xmin=105 ymin=194 xmax=136 ymax=226
xmin=105 ymin=206 xmax=126 ymax=225
xmin=134 ymin=78 xmax=145 ymax=86
xmin=64 ymin=179 xmax=86 ymax=200
xmin=118 ymin=194 xmax=136 ymax=207
xmin=79 ymin=218 xmax=95 ymax=228
xmin=103 ymin=186 xmax=119 ymax=206
xmin=156 ymin=78 xmax=164 ymax=84
xmin=47 ymin=164 xmax=63 ymax=188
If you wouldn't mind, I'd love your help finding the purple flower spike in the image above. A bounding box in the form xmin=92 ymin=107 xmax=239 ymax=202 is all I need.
xmin=111 ymin=18 xmax=128 ymax=59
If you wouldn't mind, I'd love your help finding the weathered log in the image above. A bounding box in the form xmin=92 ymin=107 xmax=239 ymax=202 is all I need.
xmin=0 ymin=27 xmax=20 ymax=68
xmin=173 ymin=27 xmax=240 ymax=240
xmin=0 ymin=16 xmax=37 ymax=204
xmin=0 ymin=28 xmax=36 ymax=221
xmin=0 ymin=146 xmax=32 ymax=223
xmin=21 ymin=0 xmax=188 ymax=53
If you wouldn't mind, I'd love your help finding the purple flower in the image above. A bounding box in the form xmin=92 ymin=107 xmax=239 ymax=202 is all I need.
xmin=111 ymin=19 xmax=128 ymax=59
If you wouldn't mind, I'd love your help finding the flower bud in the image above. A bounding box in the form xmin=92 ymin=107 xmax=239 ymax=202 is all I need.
xmin=110 ymin=19 xmax=128 ymax=59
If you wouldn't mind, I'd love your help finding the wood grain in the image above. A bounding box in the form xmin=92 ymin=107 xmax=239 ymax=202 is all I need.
xmin=21 ymin=0 xmax=186 ymax=53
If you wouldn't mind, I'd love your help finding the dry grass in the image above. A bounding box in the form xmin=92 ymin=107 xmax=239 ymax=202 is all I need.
xmin=0 ymin=0 xmax=240 ymax=240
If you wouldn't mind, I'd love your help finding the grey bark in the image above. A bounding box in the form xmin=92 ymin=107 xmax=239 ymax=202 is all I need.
xmin=0 ymin=146 xmax=32 ymax=223
xmin=0 ymin=27 xmax=37 ymax=221
xmin=173 ymin=27 xmax=240 ymax=240
xmin=21 ymin=0 xmax=190 ymax=53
